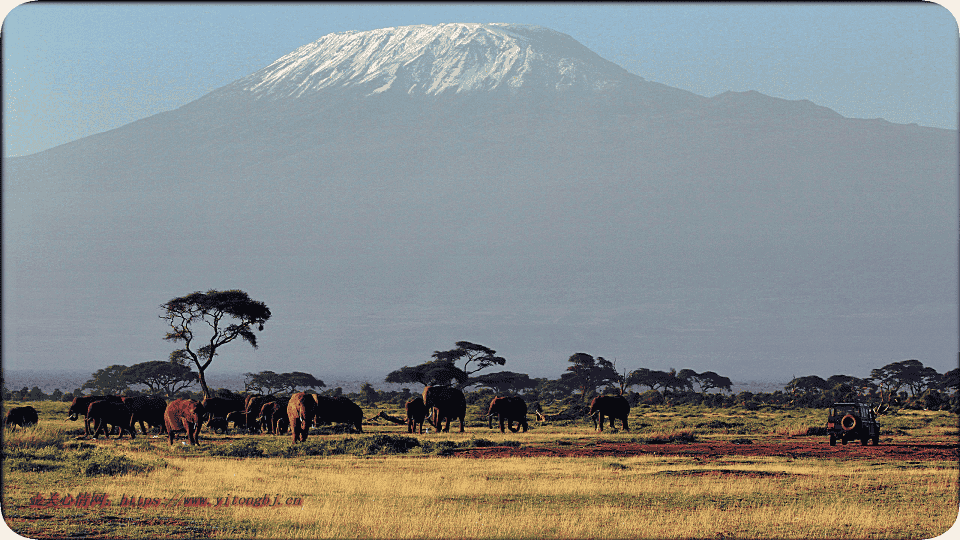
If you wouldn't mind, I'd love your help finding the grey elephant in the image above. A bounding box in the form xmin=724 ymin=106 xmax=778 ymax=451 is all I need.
xmin=487 ymin=396 xmax=528 ymax=433
xmin=422 ymin=386 xmax=466 ymax=433
xmin=588 ymin=395 xmax=630 ymax=432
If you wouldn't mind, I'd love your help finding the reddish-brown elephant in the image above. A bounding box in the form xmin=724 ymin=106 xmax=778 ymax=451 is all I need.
xmin=287 ymin=392 xmax=316 ymax=442
xmin=487 ymin=396 xmax=528 ymax=433
xmin=257 ymin=399 xmax=289 ymax=435
xmin=5 ymin=406 xmax=38 ymax=429
xmin=244 ymin=395 xmax=277 ymax=433
xmin=405 ymin=396 xmax=428 ymax=434
xmin=88 ymin=400 xmax=137 ymax=439
xmin=588 ymin=395 xmax=630 ymax=432
xmin=423 ymin=386 xmax=466 ymax=433
xmin=313 ymin=395 xmax=364 ymax=433
xmin=164 ymin=399 xmax=206 ymax=445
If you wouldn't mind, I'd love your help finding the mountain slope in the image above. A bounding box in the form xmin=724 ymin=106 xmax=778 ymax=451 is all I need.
xmin=3 ymin=24 xmax=956 ymax=381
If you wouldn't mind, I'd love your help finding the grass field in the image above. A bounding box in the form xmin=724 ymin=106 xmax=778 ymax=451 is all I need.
xmin=2 ymin=400 xmax=957 ymax=539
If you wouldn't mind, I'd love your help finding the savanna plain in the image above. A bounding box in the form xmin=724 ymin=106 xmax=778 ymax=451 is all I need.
xmin=2 ymin=400 xmax=957 ymax=539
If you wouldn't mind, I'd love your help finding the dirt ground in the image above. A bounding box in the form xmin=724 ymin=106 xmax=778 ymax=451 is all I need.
xmin=452 ymin=439 xmax=959 ymax=462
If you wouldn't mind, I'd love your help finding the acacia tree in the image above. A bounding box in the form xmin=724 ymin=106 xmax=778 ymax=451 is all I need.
xmin=431 ymin=342 xmax=506 ymax=379
xmin=678 ymin=369 xmax=732 ymax=394
xmin=565 ymin=353 xmax=621 ymax=398
xmin=385 ymin=360 xmax=468 ymax=388
xmin=82 ymin=365 xmax=131 ymax=395
xmin=871 ymin=359 xmax=940 ymax=400
xmin=160 ymin=289 xmax=271 ymax=399
xmin=470 ymin=371 xmax=537 ymax=394
xmin=244 ymin=370 xmax=325 ymax=394
xmin=124 ymin=360 xmax=198 ymax=397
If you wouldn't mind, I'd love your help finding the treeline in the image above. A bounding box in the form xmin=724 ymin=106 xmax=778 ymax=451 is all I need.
xmin=6 ymin=343 xmax=958 ymax=414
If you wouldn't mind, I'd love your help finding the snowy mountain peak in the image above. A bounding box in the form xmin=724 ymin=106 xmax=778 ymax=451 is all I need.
xmin=225 ymin=23 xmax=640 ymax=99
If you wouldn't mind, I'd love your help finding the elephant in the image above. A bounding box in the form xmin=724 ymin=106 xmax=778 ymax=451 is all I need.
xmin=201 ymin=396 xmax=246 ymax=427
xmin=225 ymin=410 xmax=248 ymax=431
xmin=88 ymin=400 xmax=137 ymax=439
xmin=487 ymin=396 xmax=528 ymax=433
xmin=164 ymin=399 xmax=206 ymax=445
xmin=208 ymin=417 xmax=229 ymax=434
xmin=588 ymin=395 xmax=630 ymax=432
xmin=313 ymin=395 xmax=364 ymax=433
xmin=422 ymin=386 xmax=466 ymax=433
xmin=244 ymin=395 xmax=277 ymax=433
xmin=287 ymin=392 xmax=316 ymax=443
xmin=257 ymin=400 xmax=289 ymax=435
xmin=68 ymin=396 xmax=123 ymax=436
xmin=122 ymin=396 xmax=168 ymax=434
xmin=5 ymin=406 xmax=38 ymax=429
xmin=405 ymin=396 xmax=428 ymax=434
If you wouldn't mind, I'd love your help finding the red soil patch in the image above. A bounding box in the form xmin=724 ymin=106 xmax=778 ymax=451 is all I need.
xmin=453 ymin=440 xmax=959 ymax=462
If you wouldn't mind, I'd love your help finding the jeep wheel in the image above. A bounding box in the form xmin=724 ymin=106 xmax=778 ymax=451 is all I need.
xmin=841 ymin=438 xmax=847 ymax=445
xmin=860 ymin=437 xmax=868 ymax=446
xmin=872 ymin=435 xmax=879 ymax=445
xmin=829 ymin=435 xmax=836 ymax=446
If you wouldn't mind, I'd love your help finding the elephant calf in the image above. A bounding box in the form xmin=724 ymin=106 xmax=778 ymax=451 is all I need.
xmin=406 ymin=396 xmax=428 ymax=434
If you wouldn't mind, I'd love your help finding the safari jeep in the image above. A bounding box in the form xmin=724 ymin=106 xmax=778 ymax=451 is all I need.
xmin=826 ymin=402 xmax=880 ymax=446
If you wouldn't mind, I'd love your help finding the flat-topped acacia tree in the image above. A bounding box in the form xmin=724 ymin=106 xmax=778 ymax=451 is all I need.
xmin=160 ymin=289 xmax=271 ymax=399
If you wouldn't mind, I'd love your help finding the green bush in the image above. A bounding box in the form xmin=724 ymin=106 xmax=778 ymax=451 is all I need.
xmin=209 ymin=440 xmax=265 ymax=458
xmin=72 ymin=448 xmax=161 ymax=477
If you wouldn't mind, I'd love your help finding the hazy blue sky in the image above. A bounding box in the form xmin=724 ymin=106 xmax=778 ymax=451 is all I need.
xmin=2 ymin=2 xmax=958 ymax=158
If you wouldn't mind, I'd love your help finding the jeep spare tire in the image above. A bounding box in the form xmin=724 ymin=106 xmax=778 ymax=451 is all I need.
xmin=840 ymin=414 xmax=858 ymax=431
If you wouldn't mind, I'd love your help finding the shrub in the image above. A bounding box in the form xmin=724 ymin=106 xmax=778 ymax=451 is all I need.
xmin=72 ymin=448 xmax=161 ymax=477
xmin=645 ymin=429 xmax=697 ymax=444
xmin=209 ymin=440 xmax=265 ymax=458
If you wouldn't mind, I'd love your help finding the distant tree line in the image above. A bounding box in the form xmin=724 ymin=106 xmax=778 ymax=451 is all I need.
xmin=6 ymin=339 xmax=958 ymax=415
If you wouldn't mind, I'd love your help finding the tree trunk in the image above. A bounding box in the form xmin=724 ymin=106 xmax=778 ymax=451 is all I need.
xmin=197 ymin=368 xmax=211 ymax=400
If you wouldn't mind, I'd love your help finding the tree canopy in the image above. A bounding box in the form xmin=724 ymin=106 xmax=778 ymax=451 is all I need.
xmin=565 ymin=353 xmax=621 ymax=398
xmin=385 ymin=360 xmax=468 ymax=388
xmin=243 ymin=370 xmax=325 ymax=394
xmin=160 ymin=289 xmax=271 ymax=399
xmin=124 ymin=360 xmax=198 ymax=397
xmin=626 ymin=368 xmax=689 ymax=393
xmin=81 ymin=365 xmax=131 ymax=395
xmin=470 ymin=371 xmax=537 ymax=394
xmin=679 ymin=369 xmax=732 ymax=394
xmin=431 ymin=341 xmax=506 ymax=378
xmin=870 ymin=359 xmax=940 ymax=399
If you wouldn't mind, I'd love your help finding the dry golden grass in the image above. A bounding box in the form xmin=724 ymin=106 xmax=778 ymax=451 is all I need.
xmin=4 ymin=401 xmax=958 ymax=539
xmin=62 ymin=450 xmax=954 ymax=539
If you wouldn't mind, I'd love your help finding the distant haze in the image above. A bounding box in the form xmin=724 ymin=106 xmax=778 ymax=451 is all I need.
xmin=3 ymin=22 xmax=957 ymax=385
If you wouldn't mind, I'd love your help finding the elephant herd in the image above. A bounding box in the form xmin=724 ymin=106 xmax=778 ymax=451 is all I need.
xmin=52 ymin=389 xmax=632 ymax=446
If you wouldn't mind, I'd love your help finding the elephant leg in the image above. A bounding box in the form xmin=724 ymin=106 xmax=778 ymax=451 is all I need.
xmin=500 ymin=417 xmax=506 ymax=433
